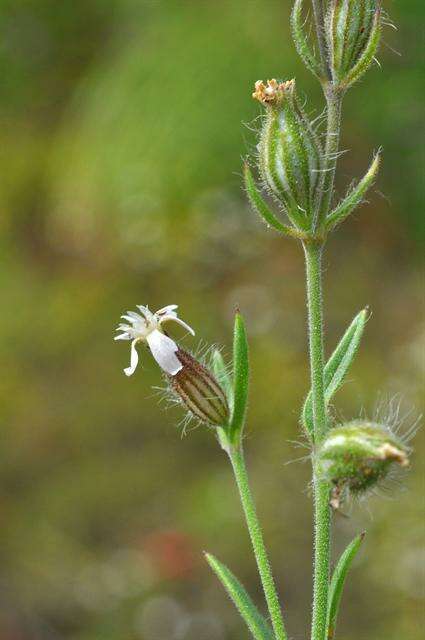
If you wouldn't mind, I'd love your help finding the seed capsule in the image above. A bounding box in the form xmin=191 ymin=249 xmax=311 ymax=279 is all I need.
xmin=316 ymin=421 xmax=409 ymax=503
xmin=254 ymin=79 xmax=323 ymax=229
xmin=169 ymin=349 xmax=230 ymax=426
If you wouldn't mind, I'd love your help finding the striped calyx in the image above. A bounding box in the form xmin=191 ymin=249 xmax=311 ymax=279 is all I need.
xmin=169 ymin=349 xmax=229 ymax=426
xmin=316 ymin=421 xmax=409 ymax=505
xmin=325 ymin=0 xmax=382 ymax=88
xmin=255 ymin=79 xmax=323 ymax=229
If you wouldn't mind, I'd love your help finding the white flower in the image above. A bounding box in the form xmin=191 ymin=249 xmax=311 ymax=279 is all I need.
xmin=114 ymin=304 xmax=195 ymax=377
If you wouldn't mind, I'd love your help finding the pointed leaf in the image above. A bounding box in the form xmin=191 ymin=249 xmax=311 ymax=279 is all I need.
xmin=326 ymin=152 xmax=381 ymax=231
xmin=342 ymin=7 xmax=382 ymax=89
xmin=303 ymin=309 xmax=368 ymax=438
xmin=205 ymin=553 xmax=274 ymax=640
xmin=244 ymin=164 xmax=302 ymax=239
xmin=229 ymin=311 xmax=249 ymax=443
xmin=291 ymin=0 xmax=324 ymax=79
xmin=327 ymin=533 xmax=365 ymax=639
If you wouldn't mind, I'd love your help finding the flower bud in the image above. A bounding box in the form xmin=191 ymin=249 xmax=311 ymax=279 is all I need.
xmin=325 ymin=0 xmax=382 ymax=88
xmin=169 ymin=349 xmax=230 ymax=426
xmin=316 ymin=421 xmax=409 ymax=501
xmin=254 ymin=79 xmax=323 ymax=229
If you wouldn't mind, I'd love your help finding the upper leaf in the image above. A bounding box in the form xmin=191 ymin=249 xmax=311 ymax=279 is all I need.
xmin=303 ymin=309 xmax=368 ymax=439
xmin=325 ymin=152 xmax=381 ymax=231
xmin=228 ymin=311 xmax=250 ymax=443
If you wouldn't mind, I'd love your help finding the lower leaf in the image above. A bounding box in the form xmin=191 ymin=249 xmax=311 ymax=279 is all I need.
xmin=205 ymin=553 xmax=274 ymax=640
xmin=327 ymin=533 xmax=365 ymax=639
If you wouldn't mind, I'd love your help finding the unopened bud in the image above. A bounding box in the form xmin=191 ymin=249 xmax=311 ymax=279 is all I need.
xmin=169 ymin=349 xmax=230 ymax=426
xmin=254 ymin=79 xmax=323 ymax=228
xmin=325 ymin=0 xmax=382 ymax=88
xmin=316 ymin=421 xmax=409 ymax=501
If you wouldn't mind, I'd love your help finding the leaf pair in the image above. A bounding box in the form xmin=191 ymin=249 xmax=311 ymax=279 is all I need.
xmin=302 ymin=308 xmax=368 ymax=440
xmin=213 ymin=311 xmax=249 ymax=446
xmin=245 ymin=152 xmax=381 ymax=239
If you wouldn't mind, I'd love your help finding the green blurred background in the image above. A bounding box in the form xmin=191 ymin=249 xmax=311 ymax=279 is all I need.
xmin=0 ymin=0 xmax=423 ymax=638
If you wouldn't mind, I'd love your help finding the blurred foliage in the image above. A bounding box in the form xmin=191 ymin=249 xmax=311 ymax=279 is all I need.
xmin=0 ymin=1 xmax=423 ymax=639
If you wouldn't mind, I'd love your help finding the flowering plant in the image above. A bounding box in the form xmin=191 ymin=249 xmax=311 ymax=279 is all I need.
xmin=115 ymin=2 xmax=413 ymax=639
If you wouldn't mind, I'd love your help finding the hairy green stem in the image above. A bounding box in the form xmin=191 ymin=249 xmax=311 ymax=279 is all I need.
xmin=303 ymin=242 xmax=331 ymax=640
xmin=228 ymin=445 xmax=288 ymax=640
xmin=316 ymin=86 xmax=343 ymax=229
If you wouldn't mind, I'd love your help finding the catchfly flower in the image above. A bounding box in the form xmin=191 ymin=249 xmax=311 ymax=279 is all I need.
xmin=114 ymin=304 xmax=195 ymax=377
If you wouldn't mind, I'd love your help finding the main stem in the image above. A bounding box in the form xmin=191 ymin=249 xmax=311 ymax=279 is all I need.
xmin=228 ymin=445 xmax=288 ymax=640
xmin=303 ymin=242 xmax=331 ymax=640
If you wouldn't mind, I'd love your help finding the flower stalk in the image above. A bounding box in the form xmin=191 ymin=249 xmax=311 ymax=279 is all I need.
xmin=227 ymin=443 xmax=288 ymax=640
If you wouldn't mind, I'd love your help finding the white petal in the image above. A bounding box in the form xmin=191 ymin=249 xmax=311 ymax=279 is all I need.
xmin=156 ymin=304 xmax=178 ymax=316
xmin=124 ymin=339 xmax=140 ymax=376
xmin=121 ymin=314 xmax=140 ymax=323
xmin=159 ymin=315 xmax=195 ymax=336
xmin=114 ymin=333 xmax=130 ymax=341
xmin=127 ymin=310 xmax=142 ymax=319
xmin=116 ymin=323 xmax=131 ymax=331
xmin=146 ymin=329 xmax=182 ymax=375
xmin=137 ymin=305 xmax=154 ymax=322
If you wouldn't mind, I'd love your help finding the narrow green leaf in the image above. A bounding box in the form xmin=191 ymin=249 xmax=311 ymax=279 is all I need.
xmin=291 ymin=0 xmax=324 ymax=79
xmin=342 ymin=8 xmax=382 ymax=89
xmin=327 ymin=533 xmax=365 ymax=639
xmin=325 ymin=152 xmax=381 ymax=231
xmin=303 ymin=309 xmax=368 ymax=438
xmin=244 ymin=164 xmax=302 ymax=239
xmin=229 ymin=311 xmax=249 ymax=442
xmin=205 ymin=553 xmax=274 ymax=640
xmin=212 ymin=348 xmax=233 ymax=410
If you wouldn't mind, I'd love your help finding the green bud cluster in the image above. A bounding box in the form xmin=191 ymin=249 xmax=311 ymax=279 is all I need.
xmin=316 ymin=421 xmax=409 ymax=504
xmin=325 ymin=0 xmax=382 ymax=89
xmin=169 ymin=349 xmax=229 ymax=427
